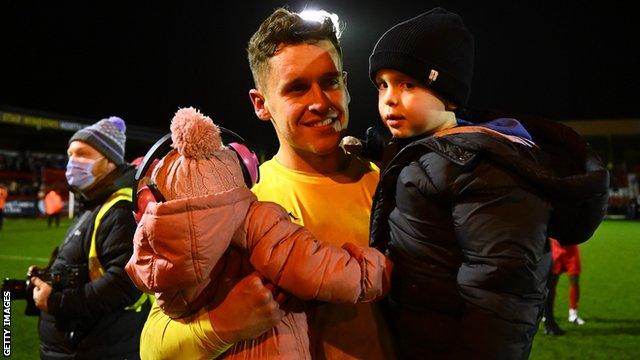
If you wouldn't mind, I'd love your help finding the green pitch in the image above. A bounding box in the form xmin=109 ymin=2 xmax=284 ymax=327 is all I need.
xmin=1 ymin=218 xmax=639 ymax=359
xmin=530 ymin=220 xmax=640 ymax=359
xmin=1 ymin=218 xmax=72 ymax=360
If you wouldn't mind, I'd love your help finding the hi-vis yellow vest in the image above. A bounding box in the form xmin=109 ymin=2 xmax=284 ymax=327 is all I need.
xmin=88 ymin=187 xmax=149 ymax=312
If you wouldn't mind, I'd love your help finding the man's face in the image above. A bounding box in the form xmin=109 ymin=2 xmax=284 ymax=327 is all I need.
xmin=250 ymin=40 xmax=349 ymax=157
xmin=67 ymin=140 xmax=112 ymax=179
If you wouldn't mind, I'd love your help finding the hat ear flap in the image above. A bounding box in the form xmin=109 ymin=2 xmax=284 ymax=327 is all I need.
xmin=134 ymin=185 xmax=156 ymax=223
xmin=228 ymin=142 xmax=260 ymax=187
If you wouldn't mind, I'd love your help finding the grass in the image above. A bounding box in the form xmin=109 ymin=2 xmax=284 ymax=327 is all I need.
xmin=1 ymin=218 xmax=639 ymax=359
xmin=1 ymin=218 xmax=71 ymax=360
xmin=530 ymin=220 xmax=640 ymax=359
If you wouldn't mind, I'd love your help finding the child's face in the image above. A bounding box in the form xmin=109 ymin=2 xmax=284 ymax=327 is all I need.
xmin=375 ymin=68 xmax=453 ymax=138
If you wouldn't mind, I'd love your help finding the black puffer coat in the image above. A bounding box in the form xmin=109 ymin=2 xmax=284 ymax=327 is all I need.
xmin=39 ymin=166 xmax=149 ymax=360
xmin=370 ymin=118 xmax=608 ymax=359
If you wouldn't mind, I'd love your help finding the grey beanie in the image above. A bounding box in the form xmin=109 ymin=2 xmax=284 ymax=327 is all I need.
xmin=69 ymin=116 xmax=126 ymax=165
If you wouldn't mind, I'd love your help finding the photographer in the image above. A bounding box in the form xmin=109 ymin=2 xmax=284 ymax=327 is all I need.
xmin=31 ymin=117 xmax=149 ymax=359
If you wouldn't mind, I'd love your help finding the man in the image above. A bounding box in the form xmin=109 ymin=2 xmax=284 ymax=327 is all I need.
xmin=247 ymin=8 xmax=393 ymax=359
xmin=31 ymin=116 xmax=150 ymax=359
xmin=543 ymin=238 xmax=586 ymax=335
xmin=140 ymin=8 xmax=393 ymax=359
xmin=44 ymin=188 xmax=64 ymax=227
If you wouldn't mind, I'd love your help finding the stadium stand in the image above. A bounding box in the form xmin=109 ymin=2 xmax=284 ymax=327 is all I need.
xmin=1 ymin=106 xmax=163 ymax=217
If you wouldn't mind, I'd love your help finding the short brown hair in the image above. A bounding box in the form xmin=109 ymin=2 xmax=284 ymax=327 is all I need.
xmin=247 ymin=8 xmax=343 ymax=90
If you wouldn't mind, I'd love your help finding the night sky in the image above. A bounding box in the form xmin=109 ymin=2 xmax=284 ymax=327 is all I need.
xmin=2 ymin=0 xmax=639 ymax=157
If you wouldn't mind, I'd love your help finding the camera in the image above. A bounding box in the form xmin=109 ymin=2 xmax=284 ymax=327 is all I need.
xmin=2 ymin=264 xmax=86 ymax=316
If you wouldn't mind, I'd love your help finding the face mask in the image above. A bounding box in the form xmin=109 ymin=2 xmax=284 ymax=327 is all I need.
xmin=65 ymin=158 xmax=101 ymax=190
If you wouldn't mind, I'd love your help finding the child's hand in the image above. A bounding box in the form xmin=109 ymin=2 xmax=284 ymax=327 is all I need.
xmin=340 ymin=127 xmax=395 ymax=168
xmin=339 ymin=136 xmax=364 ymax=155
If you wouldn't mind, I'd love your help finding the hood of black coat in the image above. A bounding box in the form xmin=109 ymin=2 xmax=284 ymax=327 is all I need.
xmin=429 ymin=116 xmax=609 ymax=244
xmin=436 ymin=121 xmax=608 ymax=199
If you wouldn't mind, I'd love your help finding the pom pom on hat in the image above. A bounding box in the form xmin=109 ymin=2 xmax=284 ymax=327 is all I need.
xmin=170 ymin=107 xmax=224 ymax=160
xmin=107 ymin=116 xmax=126 ymax=133
xmin=152 ymin=107 xmax=247 ymax=200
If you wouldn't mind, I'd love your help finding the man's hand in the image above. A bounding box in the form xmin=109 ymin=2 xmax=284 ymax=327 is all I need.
xmin=208 ymin=272 xmax=285 ymax=344
xmin=31 ymin=277 xmax=52 ymax=313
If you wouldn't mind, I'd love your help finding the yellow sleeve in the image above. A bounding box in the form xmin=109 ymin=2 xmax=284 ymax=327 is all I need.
xmin=140 ymin=301 xmax=233 ymax=360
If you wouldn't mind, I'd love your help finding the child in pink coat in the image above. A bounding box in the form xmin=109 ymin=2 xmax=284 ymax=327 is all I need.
xmin=125 ymin=107 xmax=391 ymax=359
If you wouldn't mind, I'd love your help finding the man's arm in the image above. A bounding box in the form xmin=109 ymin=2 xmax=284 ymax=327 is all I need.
xmin=34 ymin=205 xmax=142 ymax=321
xmin=140 ymin=273 xmax=285 ymax=359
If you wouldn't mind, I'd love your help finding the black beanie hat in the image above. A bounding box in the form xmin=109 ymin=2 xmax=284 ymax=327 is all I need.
xmin=369 ymin=7 xmax=474 ymax=106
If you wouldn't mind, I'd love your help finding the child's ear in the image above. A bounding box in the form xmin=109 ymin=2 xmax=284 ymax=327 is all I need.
xmin=249 ymin=89 xmax=271 ymax=121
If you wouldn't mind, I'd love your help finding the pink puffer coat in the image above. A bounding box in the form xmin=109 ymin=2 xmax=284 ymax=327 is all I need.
xmin=126 ymin=186 xmax=391 ymax=359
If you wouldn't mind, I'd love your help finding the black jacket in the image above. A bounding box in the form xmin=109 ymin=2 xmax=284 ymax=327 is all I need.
xmin=370 ymin=118 xmax=608 ymax=359
xmin=39 ymin=167 xmax=149 ymax=360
